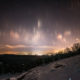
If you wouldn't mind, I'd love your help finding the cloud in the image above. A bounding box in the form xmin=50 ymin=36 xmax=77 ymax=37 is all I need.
xmin=64 ymin=30 xmax=71 ymax=36
xmin=10 ymin=30 xmax=20 ymax=40
xmin=5 ymin=44 xmax=26 ymax=49
xmin=63 ymin=38 xmax=67 ymax=42
xmin=57 ymin=34 xmax=67 ymax=43
xmin=38 ymin=19 xmax=41 ymax=29
xmin=57 ymin=34 xmax=63 ymax=40
xmin=76 ymin=38 xmax=80 ymax=42
xmin=0 ymin=45 xmax=5 ymax=49
xmin=32 ymin=31 xmax=40 ymax=43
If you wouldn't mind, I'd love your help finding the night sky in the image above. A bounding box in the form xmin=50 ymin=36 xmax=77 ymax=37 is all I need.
xmin=0 ymin=0 xmax=80 ymax=55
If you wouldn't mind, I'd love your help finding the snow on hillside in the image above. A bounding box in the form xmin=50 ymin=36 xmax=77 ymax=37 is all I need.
xmin=1 ymin=55 xmax=80 ymax=80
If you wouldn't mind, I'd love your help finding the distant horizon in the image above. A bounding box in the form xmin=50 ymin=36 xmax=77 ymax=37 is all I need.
xmin=0 ymin=42 xmax=77 ymax=55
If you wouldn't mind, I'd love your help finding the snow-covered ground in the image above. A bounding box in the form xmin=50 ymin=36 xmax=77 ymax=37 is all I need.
xmin=1 ymin=55 xmax=80 ymax=80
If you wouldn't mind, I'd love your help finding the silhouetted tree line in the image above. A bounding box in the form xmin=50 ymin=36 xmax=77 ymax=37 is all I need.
xmin=0 ymin=43 xmax=80 ymax=74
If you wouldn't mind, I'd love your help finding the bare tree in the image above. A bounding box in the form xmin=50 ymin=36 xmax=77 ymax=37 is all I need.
xmin=72 ymin=43 xmax=80 ymax=51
